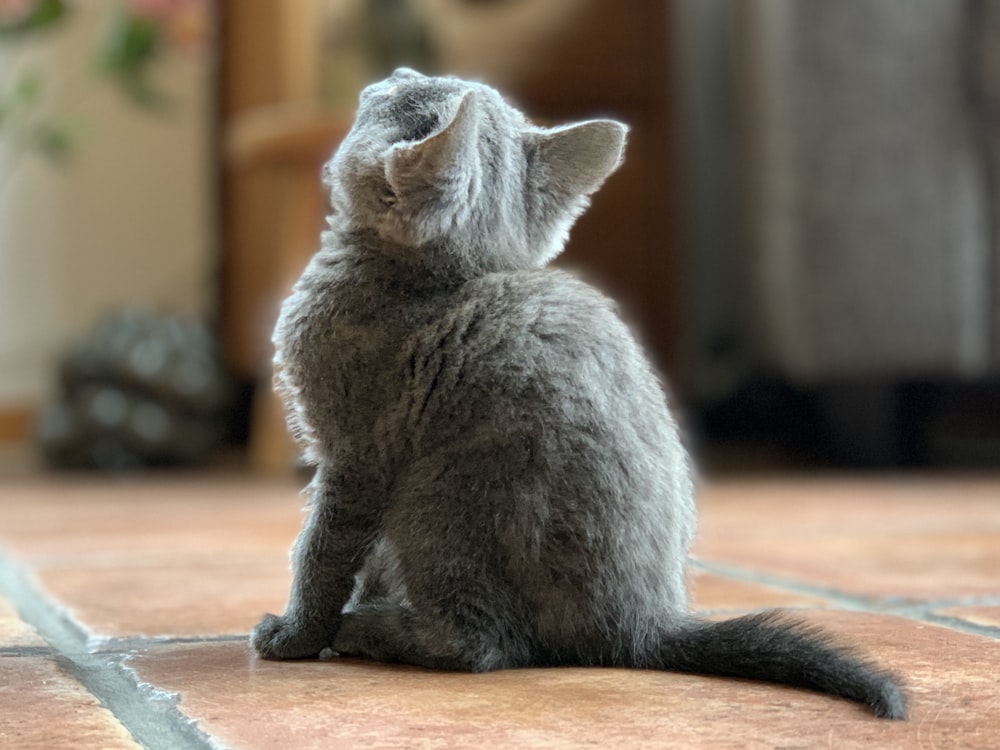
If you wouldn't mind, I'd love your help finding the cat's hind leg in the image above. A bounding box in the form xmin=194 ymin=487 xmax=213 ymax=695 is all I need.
xmin=332 ymin=601 xmax=410 ymax=663
xmin=333 ymin=594 xmax=523 ymax=672
xmin=333 ymin=455 xmax=536 ymax=672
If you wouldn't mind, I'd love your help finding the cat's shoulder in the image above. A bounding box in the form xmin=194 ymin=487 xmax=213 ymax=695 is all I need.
xmin=462 ymin=268 xmax=625 ymax=335
xmin=465 ymin=268 xmax=614 ymax=312
xmin=406 ymin=267 xmax=634 ymax=367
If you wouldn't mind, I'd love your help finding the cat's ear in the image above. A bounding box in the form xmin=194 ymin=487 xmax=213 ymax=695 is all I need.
xmin=535 ymin=120 xmax=628 ymax=197
xmin=384 ymin=90 xmax=480 ymax=196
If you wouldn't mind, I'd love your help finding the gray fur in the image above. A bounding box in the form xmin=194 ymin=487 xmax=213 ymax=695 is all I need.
xmin=251 ymin=69 xmax=907 ymax=719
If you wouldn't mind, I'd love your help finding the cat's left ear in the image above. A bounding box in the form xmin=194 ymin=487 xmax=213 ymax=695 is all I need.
xmin=535 ymin=120 xmax=628 ymax=197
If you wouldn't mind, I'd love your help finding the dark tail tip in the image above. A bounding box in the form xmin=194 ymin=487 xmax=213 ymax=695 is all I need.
xmin=869 ymin=677 xmax=908 ymax=720
xmin=653 ymin=611 xmax=909 ymax=720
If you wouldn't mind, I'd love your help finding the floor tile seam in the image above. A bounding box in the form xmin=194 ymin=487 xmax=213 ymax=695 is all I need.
xmin=916 ymin=611 xmax=1000 ymax=641
xmin=691 ymin=558 xmax=1000 ymax=607
xmin=877 ymin=602 xmax=1000 ymax=641
xmin=0 ymin=547 xmax=224 ymax=750
xmin=691 ymin=558 xmax=1000 ymax=640
xmin=0 ymin=645 xmax=53 ymax=657
xmin=886 ymin=595 xmax=1000 ymax=609
xmin=698 ymin=520 xmax=1000 ymax=534
xmin=689 ymin=558 xmax=884 ymax=612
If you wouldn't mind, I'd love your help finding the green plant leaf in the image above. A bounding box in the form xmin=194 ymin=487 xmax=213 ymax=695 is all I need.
xmin=32 ymin=118 xmax=85 ymax=164
xmin=13 ymin=69 xmax=43 ymax=104
xmin=96 ymin=8 xmax=172 ymax=110
xmin=98 ymin=11 xmax=161 ymax=75
xmin=0 ymin=68 xmax=44 ymax=129
xmin=0 ymin=0 xmax=69 ymax=37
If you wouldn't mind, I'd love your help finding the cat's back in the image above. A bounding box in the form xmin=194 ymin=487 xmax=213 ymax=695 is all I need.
xmin=400 ymin=267 xmax=678 ymax=456
xmin=397 ymin=266 xmax=694 ymax=621
xmin=409 ymin=268 xmax=631 ymax=392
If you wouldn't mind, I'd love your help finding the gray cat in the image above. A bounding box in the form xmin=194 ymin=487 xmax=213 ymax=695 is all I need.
xmin=251 ymin=68 xmax=907 ymax=720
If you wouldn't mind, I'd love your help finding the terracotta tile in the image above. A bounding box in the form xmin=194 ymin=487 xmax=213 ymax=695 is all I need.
xmin=40 ymin=561 xmax=291 ymax=638
xmin=933 ymin=606 xmax=1000 ymax=630
xmin=694 ymin=477 xmax=1000 ymax=602
xmin=0 ymin=475 xmax=303 ymax=567
xmin=0 ymin=475 xmax=301 ymax=641
xmin=4 ymin=475 xmax=1000 ymax=747
xmin=128 ymin=612 xmax=998 ymax=750
xmin=36 ymin=563 xmax=291 ymax=641
xmin=689 ymin=570 xmax=829 ymax=612
xmin=0 ymin=657 xmax=139 ymax=749
xmin=6 ymin=475 xmax=1000 ymax=639
xmin=697 ymin=476 xmax=1000 ymax=533
xmin=694 ymin=532 xmax=1000 ymax=602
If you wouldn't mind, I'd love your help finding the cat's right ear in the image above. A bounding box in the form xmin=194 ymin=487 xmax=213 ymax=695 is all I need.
xmin=535 ymin=120 xmax=628 ymax=198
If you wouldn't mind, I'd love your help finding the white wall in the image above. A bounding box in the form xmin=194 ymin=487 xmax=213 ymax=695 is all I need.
xmin=0 ymin=2 xmax=214 ymax=407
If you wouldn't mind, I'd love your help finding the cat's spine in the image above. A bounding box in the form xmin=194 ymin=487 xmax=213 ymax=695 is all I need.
xmin=643 ymin=611 xmax=908 ymax=719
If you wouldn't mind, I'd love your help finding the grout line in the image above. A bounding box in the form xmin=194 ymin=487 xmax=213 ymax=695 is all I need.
xmin=0 ymin=645 xmax=53 ymax=657
xmin=0 ymin=548 xmax=224 ymax=750
xmin=690 ymin=558 xmax=886 ymax=611
xmin=691 ymin=557 xmax=1000 ymax=640
xmin=918 ymin=612 xmax=1000 ymax=640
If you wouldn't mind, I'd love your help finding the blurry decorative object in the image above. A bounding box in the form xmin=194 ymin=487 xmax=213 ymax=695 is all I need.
xmin=37 ymin=310 xmax=237 ymax=470
xmin=0 ymin=0 xmax=212 ymax=175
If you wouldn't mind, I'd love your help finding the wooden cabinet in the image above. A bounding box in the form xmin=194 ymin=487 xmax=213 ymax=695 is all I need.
xmin=219 ymin=0 xmax=327 ymax=378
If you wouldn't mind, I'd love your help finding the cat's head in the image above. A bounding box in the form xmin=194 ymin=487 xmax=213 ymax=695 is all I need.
xmin=324 ymin=68 xmax=627 ymax=272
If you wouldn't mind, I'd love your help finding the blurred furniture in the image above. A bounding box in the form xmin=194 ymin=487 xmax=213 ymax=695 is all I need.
xmin=220 ymin=0 xmax=326 ymax=381
xmin=738 ymin=0 xmax=1000 ymax=382
xmin=225 ymin=103 xmax=349 ymax=471
xmin=221 ymin=0 xmax=343 ymax=471
xmin=678 ymin=0 xmax=1000 ymax=465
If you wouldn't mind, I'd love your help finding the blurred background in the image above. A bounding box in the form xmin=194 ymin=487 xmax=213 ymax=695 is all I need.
xmin=1 ymin=0 xmax=998 ymax=477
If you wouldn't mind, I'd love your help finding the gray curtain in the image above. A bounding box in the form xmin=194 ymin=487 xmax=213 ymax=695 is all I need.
xmin=679 ymin=0 xmax=1000 ymax=389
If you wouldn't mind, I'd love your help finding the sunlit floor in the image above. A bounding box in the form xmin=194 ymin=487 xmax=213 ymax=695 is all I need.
xmin=1 ymin=473 xmax=998 ymax=749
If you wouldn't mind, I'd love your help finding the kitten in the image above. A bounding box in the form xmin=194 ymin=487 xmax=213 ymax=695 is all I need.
xmin=251 ymin=68 xmax=907 ymax=720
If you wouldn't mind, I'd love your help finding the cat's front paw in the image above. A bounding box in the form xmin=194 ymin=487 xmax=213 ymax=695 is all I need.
xmin=251 ymin=613 xmax=333 ymax=660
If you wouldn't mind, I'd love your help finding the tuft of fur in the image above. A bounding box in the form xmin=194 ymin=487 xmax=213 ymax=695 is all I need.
xmin=250 ymin=68 xmax=908 ymax=720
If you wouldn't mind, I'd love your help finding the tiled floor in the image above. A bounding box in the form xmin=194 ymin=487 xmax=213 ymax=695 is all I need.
xmin=1 ymin=473 xmax=998 ymax=749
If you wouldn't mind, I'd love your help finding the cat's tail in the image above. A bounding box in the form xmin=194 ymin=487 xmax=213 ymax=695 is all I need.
xmin=643 ymin=611 xmax=908 ymax=719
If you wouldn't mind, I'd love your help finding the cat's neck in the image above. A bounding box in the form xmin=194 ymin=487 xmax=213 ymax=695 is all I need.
xmin=323 ymin=224 xmax=523 ymax=291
